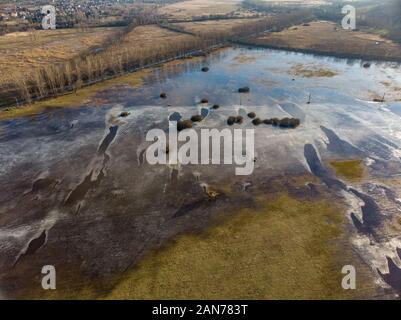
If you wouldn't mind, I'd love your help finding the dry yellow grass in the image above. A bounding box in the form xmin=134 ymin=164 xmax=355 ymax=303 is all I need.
xmin=172 ymin=18 xmax=263 ymax=35
xmin=257 ymin=0 xmax=327 ymax=6
xmin=290 ymin=63 xmax=338 ymax=78
xmin=0 ymin=25 xmax=197 ymax=86
xmin=161 ymin=0 xmax=242 ymax=19
xmin=252 ymin=20 xmax=401 ymax=61
xmin=0 ymin=24 xmax=201 ymax=114
xmin=0 ymin=27 xmax=122 ymax=86
xmin=123 ymin=24 xmax=196 ymax=48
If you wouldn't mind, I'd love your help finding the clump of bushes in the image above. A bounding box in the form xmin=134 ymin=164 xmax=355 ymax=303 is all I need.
xmin=235 ymin=116 xmax=243 ymax=124
xmin=263 ymin=119 xmax=272 ymax=125
xmin=227 ymin=116 xmax=236 ymax=126
xmin=278 ymin=117 xmax=300 ymax=128
xmin=262 ymin=117 xmax=300 ymax=128
xmin=160 ymin=92 xmax=167 ymax=99
xmin=191 ymin=115 xmax=203 ymax=122
xmin=238 ymin=86 xmax=250 ymax=93
xmin=201 ymin=67 xmax=209 ymax=72
xmin=212 ymin=104 xmax=220 ymax=109
xmin=271 ymin=118 xmax=280 ymax=126
xmin=177 ymin=120 xmax=193 ymax=131
xmin=252 ymin=118 xmax=262 ymax=125
xmin=247 ymin=112 xmax=256 ymax=119
xmin=200 ymin=98 xmax=209 ymax=104
xmin=227 ymin=115 xmax=244 ymax=125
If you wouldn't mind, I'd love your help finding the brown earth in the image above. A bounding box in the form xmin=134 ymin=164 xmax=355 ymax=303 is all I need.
xmin=0 ymin=27 xmax=122 ymax=86
xmin=247 ymin=20 xmax=401 ymax=62
xmin=161 ymin=0 xmax=243 ymax=19
xmin=171 ymin=18 xmax=265 ymax=35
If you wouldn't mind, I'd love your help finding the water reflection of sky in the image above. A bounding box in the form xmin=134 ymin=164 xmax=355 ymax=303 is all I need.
xmin=124 ymin=46 xmax=401 ymax=110
xmin=2 ymin=46 xmax=401 ymax=161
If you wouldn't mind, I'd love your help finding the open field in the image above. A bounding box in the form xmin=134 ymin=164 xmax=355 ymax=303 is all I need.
xmin=171 ymin=18 xmax=265 ymax=35
xmin=123 ymin=24 xmax=197 ymax=48
xmin=106 ymin=192 xmax=373 ymax=300
xmin=248 ymin=0 xmax=328 ymax=6
xmin=20 ymin=183 xmax=374 ymax=299
xmin=161 ymin=0 xmax=249 ymax=19
xmin=172 ymin=18 xmax=266 ymax=35
xmin=247 ymin=20 xmax=401 ymax=61
xmin=0 ymin=27 xmax=122 ymax=86
xmin=0 ymin=24 xmax=197 ymax=87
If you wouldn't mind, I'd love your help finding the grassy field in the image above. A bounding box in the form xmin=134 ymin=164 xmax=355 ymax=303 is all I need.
xmin=250 ymin=0 xmax=328 ymax=6
xmin=0 ymin=27 xmax=122 ymax=86
xmin=330 ymin=160 xmax=365 ymax=182
xmin=17 ymin=189 xmax=375 ymax=300
xmin=249 ymin=20 xmax=401 ymax=61
xmin=123 ymin=24 xmax=197 ymax=48
xmin=105 ymin=193 xmax=373 ymax=299
xmin=161 ymin=0 xmax=245 ymax=19
xmin=172 ymin=18 xmax=264 ymax=35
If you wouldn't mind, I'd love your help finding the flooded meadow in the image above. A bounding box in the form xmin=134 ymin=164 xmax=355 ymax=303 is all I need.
xmin=1 ymin=46 xmax=401 ymax=299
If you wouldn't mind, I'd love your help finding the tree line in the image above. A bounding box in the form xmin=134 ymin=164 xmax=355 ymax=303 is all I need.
xmin=4 ymin=11 xmax=315 ymax=108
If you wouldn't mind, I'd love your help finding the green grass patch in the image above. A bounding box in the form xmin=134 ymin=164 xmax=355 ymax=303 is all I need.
xmin=330 ymin=160 xmax=364 ymax=182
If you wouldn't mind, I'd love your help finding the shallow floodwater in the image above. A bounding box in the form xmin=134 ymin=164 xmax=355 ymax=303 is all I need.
xmin=1 ymin=46 xmax=401 ymax=298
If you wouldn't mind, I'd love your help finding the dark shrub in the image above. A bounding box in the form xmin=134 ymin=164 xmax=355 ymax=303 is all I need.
xmin=363 ymin=62 xmax=371 ymax=68
xmin=235 ymin=116 xmax=243 ymax=124
xmin=263 ymin=119 xmax=272 ymax=125
xmin=247 ymin=112 xmax=256 ymax=119
xmin=119 ymin=111 xmax=130 ymax=117
xmin=271 ymin=118 xmax=280 ymax=126
xmin=201 ymin=67 xmax=209 ymax=72
xmin=191 ymin=115 xmax=203 ymax=122
xmin=177 ymin=120 xmax=193 ymax=131
xmin=290 ymin=118 xmax=301 ymax=128
xmin=279 ymin=117 xmax=301 ymax=128
xmin=252 ymin=118 xmax=262 ymax=125
xmin=278 ymin=117 xmax=291 ymax=127
xmin=238 ymin=86 xmax=250 ymax=93
xmin=212 ymin=104 xmax=220 ymax=109
xmin=200 ymin=98 xmax=208 ymax=103
xmin=160 ymin=92 xmax=167 ymax=98
xmin=227 ymin=116 xmax=236 ymax=126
